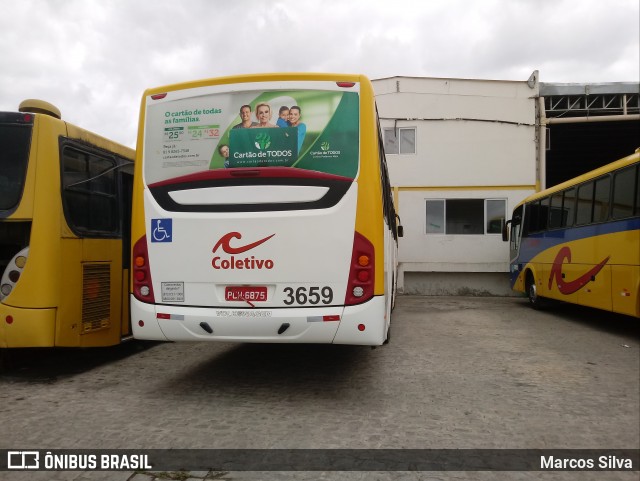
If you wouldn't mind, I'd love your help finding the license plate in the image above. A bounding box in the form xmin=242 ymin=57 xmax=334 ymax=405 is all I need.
xmin=225 ymin=286 xmax=268 ymax=302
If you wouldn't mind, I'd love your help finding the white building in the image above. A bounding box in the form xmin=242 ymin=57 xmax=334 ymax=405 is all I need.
xmin=374 ymin=74 xmax=640 ymax=296
xmin=373 ymin=74 xmax=540 ymax=295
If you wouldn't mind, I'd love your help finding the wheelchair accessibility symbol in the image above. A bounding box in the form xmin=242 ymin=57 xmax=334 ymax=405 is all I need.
xmin=151 ymin=219 xmax=172 ymax=242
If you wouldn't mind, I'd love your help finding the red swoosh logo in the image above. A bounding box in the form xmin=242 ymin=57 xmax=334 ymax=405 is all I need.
xmin=212 ymin=232 xmax=275 ymax=254
xmin=548 ymin=246 xmax=610 ymax=295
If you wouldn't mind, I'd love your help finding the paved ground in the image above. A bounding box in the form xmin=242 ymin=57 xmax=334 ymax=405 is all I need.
xmin=0 ymin=296 xmax=638 ymax=480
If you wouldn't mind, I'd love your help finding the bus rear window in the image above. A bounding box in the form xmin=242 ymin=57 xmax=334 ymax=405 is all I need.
xmin=0 ymin=122 xmax=33 ymax=212
xmin=144 ymin=88 xmax=359 ymax=185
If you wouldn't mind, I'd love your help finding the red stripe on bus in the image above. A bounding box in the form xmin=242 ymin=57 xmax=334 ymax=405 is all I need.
xmin=148 ymin=167 xmax=353 ymax=188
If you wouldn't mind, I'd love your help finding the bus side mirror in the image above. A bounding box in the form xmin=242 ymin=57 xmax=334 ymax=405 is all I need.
xmin=502 ymin=220 xmax=511 ymax=242
xmin=396 ymin=214 xmax=403 ymax=238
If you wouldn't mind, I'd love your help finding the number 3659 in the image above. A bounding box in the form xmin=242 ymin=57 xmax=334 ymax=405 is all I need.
xmin=283 ymin=286 xmax=333 ymax=305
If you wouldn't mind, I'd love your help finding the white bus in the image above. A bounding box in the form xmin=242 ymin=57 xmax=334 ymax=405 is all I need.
xmin=131 ymin=73 xmax=402 ymax=345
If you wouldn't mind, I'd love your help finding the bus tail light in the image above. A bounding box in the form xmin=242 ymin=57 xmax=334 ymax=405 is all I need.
xmin=345 ymin=232 xmax=374 ymax=306
xmin=0 ymin=246 xmax=29 ymax=302
xmin=132 ymin=236 xmax=155 ymax=303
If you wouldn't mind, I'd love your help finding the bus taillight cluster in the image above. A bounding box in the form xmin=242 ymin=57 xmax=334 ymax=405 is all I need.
xmin=345 ymin=232 xmax=375 ymax=306
xmin=132 ymin=236 xmax=155 ymax=302
xmin=0 ymin=247 xmax=29 ymax=301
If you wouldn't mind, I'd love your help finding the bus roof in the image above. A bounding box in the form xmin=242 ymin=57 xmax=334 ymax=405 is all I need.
xmin=142 ymin=72 xmax=371 ymax=97
xmin=15 ymin=99 xmax=135 ymax=162
xmin=66 ymin=123 xmax=135 ymax=161
xmin=515 ymin=148 xmax=640 ymax=209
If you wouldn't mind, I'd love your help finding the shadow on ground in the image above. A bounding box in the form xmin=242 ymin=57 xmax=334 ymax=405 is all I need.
xmin=0 ymin=340 xmax=159 ymax=381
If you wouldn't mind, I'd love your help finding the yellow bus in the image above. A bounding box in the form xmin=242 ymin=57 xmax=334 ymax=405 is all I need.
xmin=504 ymin=149 xmax=640 ymax=317
xmin=131 ymin=73 xmax=402 ymax=345
xmin=0 ymin=100 xmax=135 ymax=353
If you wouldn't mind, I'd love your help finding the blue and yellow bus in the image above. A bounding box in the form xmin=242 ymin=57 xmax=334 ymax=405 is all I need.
xmin=504 ymin=149 xmax=639 ymax=317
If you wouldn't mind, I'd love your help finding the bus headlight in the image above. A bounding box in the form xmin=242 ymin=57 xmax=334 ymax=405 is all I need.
xmin=15 ymin=255 xmax=27 ymax=268
xmin=0 ymin=246 xmax=29 ymax=301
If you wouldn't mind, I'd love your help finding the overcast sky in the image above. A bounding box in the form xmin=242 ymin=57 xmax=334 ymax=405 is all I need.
xmin=1 ymin=0 xmax=638 ymax=148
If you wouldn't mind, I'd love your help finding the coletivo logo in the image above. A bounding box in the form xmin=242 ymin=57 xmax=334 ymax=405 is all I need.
xmin=548 ymin=246 xmax=610 ymax=295
xmin=213 ymin=232 xmax=275 ymax=254
xmin=212 ymin=232 xmax=275 ymax=270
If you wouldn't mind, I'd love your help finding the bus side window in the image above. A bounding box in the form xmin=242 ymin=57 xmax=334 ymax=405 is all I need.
xmin=612 ymin=165 xmax=637 ymax=219
xmin=576 ymin=182 xmax=594 ymax=225
xmin=509 ymin=205 xmax=523 ymax=257
xmin=524 ymin=202 xmax=537 ymax=234
xmin=510 ymin=220 xmax=521 ymax=252
xmin=539 ymin=197 xmax=550 ymax=231
xmin=549 ymin=193 xmax=563 ymax=229
xmin=376 ymin=108 xmax=400 ymax=240
xmin=61 ymin=142 xmax=120 ymax=236
xmin=593 ymin=175 xmax=611 ymax=223
xmin=562 ymin=188 xmax=576 ymax=227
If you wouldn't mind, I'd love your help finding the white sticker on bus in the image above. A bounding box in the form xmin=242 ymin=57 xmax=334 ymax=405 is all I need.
xmin=161 ymin=282 xmax=184 ymax=302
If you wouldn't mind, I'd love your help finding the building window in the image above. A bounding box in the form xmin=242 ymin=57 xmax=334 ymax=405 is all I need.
xmin=426 ymin=199 xmax=445 ymax=234
xmin=383 ymin=127 xmax=416 ymax=155
xmin=446 ymin=199 xmax=484 ymax=234
xmin=425 ymin=199 xmax=506 ymax=235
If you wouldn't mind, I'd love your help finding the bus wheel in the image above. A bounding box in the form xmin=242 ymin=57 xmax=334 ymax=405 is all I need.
xmin=526 ymin=272 xmax=545 ymax=309
xmin=0 ymin=349 xmax=8 ymax=371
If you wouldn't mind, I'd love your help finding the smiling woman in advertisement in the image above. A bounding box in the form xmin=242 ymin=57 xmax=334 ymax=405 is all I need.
xmin=252 ymin=103 xmax=277 ymax=128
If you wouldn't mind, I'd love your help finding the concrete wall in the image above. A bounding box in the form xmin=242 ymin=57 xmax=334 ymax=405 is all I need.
xmin=396 ymin=188 xmax=533 ymax=274
xmin=402 ymin=272 xmax=518 ymax=297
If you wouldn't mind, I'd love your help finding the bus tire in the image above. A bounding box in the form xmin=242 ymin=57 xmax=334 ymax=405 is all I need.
xmin=526 ymin=271 xmax=546 ymax=309
xmin=0 ymin=349 xmax=10 ymax=371
xmin=391 ymin=274 xmax=397 ymax=312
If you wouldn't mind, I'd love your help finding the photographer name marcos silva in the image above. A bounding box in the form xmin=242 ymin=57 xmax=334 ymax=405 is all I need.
xmin=541 ymin=455 xmax=634 ymax=470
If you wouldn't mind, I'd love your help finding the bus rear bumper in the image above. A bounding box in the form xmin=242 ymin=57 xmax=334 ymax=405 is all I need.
xmin=130 ymin=296 xmax=169 ymax=341
xmin=131 ymin=295 xmax=386 ymax=345
xmin=333 ymin=296 xmax=387 ymax=345
xmin=0 ymin=303 xmax=56 ymax=348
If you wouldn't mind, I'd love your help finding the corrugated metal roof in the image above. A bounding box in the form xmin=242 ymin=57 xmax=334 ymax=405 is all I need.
xmin=540 ymin=82 xmax=640 ymax=96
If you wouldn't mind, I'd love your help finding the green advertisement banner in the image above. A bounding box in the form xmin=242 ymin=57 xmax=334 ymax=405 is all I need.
xmin=145 ymin=86 xmax=360 ymax=185
xmin=211 ymin=90 xmax=359 ymax=179
xmin=229 ymin=127 xmax=298 ymax=167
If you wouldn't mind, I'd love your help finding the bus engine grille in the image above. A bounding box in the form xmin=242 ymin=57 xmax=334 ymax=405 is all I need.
xmin=82 ymin=263 xmax=111 ymax=333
